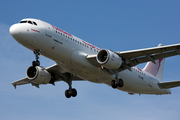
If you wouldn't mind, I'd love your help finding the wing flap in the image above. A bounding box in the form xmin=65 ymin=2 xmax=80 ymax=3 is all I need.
xmin=130 ymin=50 xmax=177 ymax=66
xmin=159 ymin=81 xmax=180 ymax=89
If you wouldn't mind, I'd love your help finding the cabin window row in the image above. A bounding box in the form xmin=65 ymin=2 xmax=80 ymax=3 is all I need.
xmin=131 ymin=67 xmax=145 ymax=76
xmin=55 ymin=30 xmax=99 ymax=53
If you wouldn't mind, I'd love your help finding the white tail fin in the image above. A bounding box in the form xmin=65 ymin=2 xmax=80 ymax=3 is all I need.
xmin=143 ymin=44 xmax=165 ymax=81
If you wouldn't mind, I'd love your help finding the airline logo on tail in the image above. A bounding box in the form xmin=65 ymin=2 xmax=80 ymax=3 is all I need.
xmin=143 ymin=58 xmax=165 ymax=81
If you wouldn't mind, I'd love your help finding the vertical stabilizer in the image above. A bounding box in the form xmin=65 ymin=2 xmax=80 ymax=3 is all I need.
xmin=143 ymin=44 xmax=165 ymax=81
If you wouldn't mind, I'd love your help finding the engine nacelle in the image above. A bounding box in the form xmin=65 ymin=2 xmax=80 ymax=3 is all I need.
xmin=26 ymin=66 xmax=51 ymax=84
xmin=97 ymin=49 xmax=123 ymax=69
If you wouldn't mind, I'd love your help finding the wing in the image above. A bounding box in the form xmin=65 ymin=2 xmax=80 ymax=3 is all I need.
xmin=11 ymin=64 xmax=83 ymax=88
xmin=87 ymin=43 xmax=180 ymax=72
xmin=118 ymin=43 xmax=180 ymax=67
xmin=159 ymin=81 xmax=180 ymax=89
xmin=87 ymin=55 xmax=101 ymax=67
xmin=11 ymin=78 xmax=30 ymax=89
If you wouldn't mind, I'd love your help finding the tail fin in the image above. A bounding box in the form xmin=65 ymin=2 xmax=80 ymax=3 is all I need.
xmin=143 ymin=44 xmax=165 ymax=81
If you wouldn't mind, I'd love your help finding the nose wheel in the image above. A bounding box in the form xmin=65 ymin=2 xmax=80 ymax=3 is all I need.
xmin=32 ymin=60 xmax=40 ymax=66
xmin=32 ymin=49 xmax=41 ymax=66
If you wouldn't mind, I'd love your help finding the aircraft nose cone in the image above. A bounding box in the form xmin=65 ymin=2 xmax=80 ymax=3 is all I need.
xmin=9 ymin=24 xmax=20 ymax=38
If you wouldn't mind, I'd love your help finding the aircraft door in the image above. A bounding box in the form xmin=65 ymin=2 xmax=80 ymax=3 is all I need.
xmin=44 ymin=22 xmax=52 ymax=37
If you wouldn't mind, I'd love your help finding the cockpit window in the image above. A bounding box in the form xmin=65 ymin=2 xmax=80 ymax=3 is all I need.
xmin=19 ymin=21 xmax=27 ymax=23
xmin=28 ymin=21 xmax=33 ymax=24
xmin=19 ymin=20 xmax=38 ymax=26
xmin=33 ymin=22 xmax=37 ymax=26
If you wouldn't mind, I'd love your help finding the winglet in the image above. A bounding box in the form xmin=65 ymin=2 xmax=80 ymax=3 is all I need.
xmin=12 ymin=84 xmax=17 ymax=89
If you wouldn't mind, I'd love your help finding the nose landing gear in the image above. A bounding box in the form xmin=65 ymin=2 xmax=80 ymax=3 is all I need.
xmin=32 ymin=49 xmax=41 ymax=66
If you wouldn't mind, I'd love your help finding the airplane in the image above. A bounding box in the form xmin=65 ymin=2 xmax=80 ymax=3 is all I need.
xmin=9 ymin=18 xmax=180 ymax=98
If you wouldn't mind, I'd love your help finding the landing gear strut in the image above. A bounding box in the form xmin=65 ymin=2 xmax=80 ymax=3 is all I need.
xmin=62 ymin=73 xmax=77 ymax=98
xmin=111 ymin=71 xmax=124 ymax=89
xmin=32 ymin=49 xmax=41 ymax=66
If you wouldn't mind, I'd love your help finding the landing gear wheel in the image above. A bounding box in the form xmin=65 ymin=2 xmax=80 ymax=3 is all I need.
xmin=63 ymin=73 xmax=78 ymax=98
xmin=117 ymin=79 xmax=124 ymax=87
xmin=32 ymin=60 xmax=40 ymax=66
xmin=71 ymin=88 xmax=77 ymax=97
xmin=65 ymin=90 xmax=71 ymax=98
xmin=65 ymin=88 xmax=77 ymax=98
xmin=111 ymin=80 xmax=117 ymax=88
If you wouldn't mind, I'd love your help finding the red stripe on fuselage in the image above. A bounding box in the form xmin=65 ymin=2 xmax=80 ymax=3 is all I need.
xmin=137 ymin=67 xmax=142 ymax=71
xmin=82 ymin=40 xmax=100 ymax=50
xmin=51 ymin=25 xmax=73 ymax=37
xmin=31 ymin=29 xmax=40 ymax=33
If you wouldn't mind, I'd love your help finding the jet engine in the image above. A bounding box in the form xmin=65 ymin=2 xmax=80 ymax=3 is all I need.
xmin=26 ymin=66 xmax=51 ymax=84
xmin=97 ymin=49 xmax=123 ymax=69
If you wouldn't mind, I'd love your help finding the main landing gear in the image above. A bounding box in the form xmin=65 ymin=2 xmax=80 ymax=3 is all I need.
xmin=111 ymin=71 xmax=124 ymax=89
xmin=32 ymin=49 xmax=41 ymax=66
xmin=111 ymin=79 xmax=124 ymax=88
xmin=62 ymin=73 xmax=77 ymax=98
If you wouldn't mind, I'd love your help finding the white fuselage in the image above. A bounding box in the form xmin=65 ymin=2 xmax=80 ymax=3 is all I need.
xmin=10 ymin=18 xmax=171 ymax=95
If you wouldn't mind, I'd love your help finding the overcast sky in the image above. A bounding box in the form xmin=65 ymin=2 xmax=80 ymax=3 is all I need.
xmin=1 ymin=0 xmax=180 ymax=120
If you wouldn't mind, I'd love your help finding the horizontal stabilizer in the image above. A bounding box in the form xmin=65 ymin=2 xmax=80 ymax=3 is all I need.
xmin=159 ymin=81 xmax=180 ymax=89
